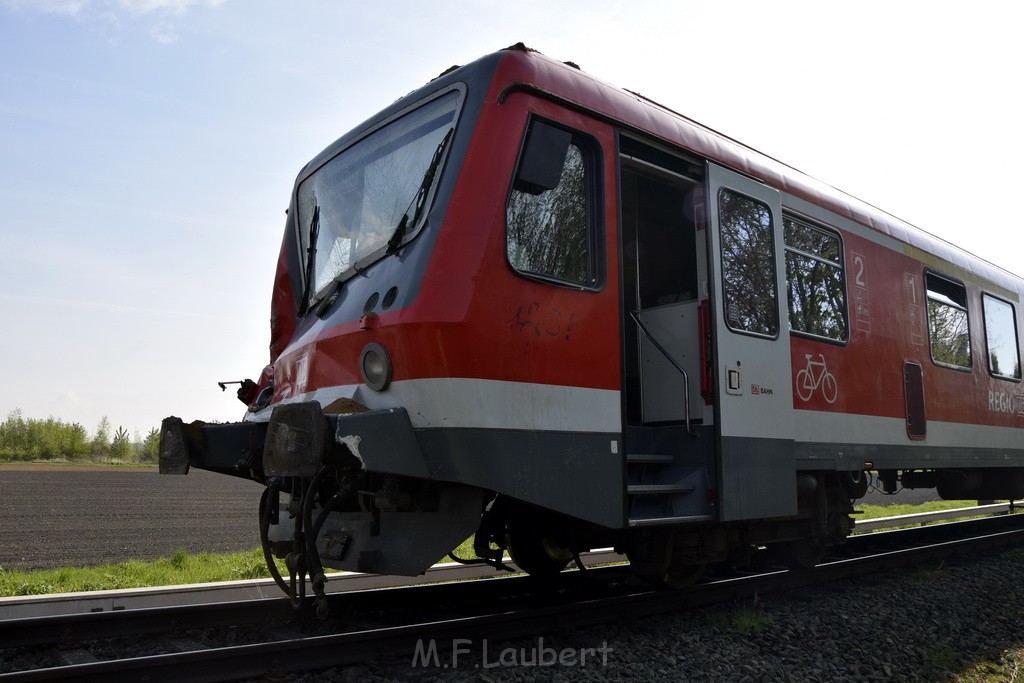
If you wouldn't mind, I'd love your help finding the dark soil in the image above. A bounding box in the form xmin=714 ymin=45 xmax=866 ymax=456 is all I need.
xmin=0 ymin=463 xmax=936 ymax=573
xmin=0 ymin=465 xmax=263 ymax=571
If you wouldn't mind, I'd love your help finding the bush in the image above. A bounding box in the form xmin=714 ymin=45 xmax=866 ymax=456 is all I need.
xmin=0 ymin=409 xmax=157 ymax=463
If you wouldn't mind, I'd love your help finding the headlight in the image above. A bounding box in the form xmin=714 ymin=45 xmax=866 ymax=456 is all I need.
xmin=359 ymin=342 xmax=392 ymax=391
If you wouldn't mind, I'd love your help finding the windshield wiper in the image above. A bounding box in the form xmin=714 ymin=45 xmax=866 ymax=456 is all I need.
xmin=387 ymin=127 xmax=454 ymax=255
xmin=311 ymin=128 xmax=454 ymax=318
xmin=299 ymin=204 xmax=320 ymax=314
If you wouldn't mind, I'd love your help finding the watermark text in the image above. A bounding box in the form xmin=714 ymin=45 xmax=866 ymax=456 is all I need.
xmin=411 ymin=637 xmax=612 ymax=669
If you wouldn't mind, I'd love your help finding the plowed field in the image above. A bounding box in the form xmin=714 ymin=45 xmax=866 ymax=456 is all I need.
xmin=0 ymin=465 xmax=263 ymax=571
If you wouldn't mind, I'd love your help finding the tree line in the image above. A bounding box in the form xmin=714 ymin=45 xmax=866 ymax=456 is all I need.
xmin=0 ymin=409 xmax=159 ymax=463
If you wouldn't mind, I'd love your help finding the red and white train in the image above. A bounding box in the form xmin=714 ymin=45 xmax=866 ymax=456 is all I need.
xmin=160 ymin=44 xmax=1024 ymax=598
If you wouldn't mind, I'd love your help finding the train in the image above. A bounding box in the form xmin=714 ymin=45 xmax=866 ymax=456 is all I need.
xmin=160 ymin=43 xmax=1024 ymax=606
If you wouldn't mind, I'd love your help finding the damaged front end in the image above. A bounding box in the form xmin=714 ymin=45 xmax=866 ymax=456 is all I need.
xmin=159 ymin=401 xmax=483 ymax=612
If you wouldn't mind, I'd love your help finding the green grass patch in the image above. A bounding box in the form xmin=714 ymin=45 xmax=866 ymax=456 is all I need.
xmin=953 ymin=646 xmax=1024 ymax=682
xmin=0 ymin=538 xmax=491 ymax=597
xmin=855 ymin=499 xmax=982 ymax=520
xmin=0 ymin=460 xmax=156 ymax=470
xmin=446 ymin=536 xmax=479 ymax=561
xmin=1002 ymin=546 xmax=1024 ymax=561
xmin=731 ymin=606 xmax=773 ymax=634
xmin=0 ymin=548 xmax=285 ymax=597
xmin=906 ymin=561 xmax=953 ymax=586
xmin=923 ymin=643 xmax=961 ymax=680
xmin=852 ymin=499 xmax=1002 ymax=535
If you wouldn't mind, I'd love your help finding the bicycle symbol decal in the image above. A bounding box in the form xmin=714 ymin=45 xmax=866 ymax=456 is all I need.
xmin=795 ymin=353 xmax=838 ymax=404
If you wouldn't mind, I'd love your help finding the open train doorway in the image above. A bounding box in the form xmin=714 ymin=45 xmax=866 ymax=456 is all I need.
xmin=619 ymin=137 xmax=714 ymax=525
xmin=620 ymin=139 xmax=705 ymax=428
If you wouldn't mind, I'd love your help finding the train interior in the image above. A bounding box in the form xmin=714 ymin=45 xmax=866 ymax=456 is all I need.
xmin=618 ymin=137 xmax=716 ymax=525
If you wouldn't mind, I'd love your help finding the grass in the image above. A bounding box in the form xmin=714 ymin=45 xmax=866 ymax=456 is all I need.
xmin=2 ymin=500 xmax=1005 ymax=597
xmin=0 ymin=459 xmax=156 ymax=470
xmin=0 ymin=548 xmax=283 ymax=598
xmin=852 ymin=499 xmax=1002 ymax=534
xmin=924 ymin=643 xmax=962 ymax=680
xmin=731 ymin=605 xmax=773 ymax=635
xmin=906 ymin=561 xmax=952 ymax=586
xmin=951 ymin=648 xmax=1024 ymax=682
xmin=0 ymin=538 xmax=487 ymax=598
xmin=855 ymin=499 xmax=984 ymax=520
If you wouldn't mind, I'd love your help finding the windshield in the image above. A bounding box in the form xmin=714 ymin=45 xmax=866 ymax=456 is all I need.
xmin=297 ymin=90 xmax=460 ymax=304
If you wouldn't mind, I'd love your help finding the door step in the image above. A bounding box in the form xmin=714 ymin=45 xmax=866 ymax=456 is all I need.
xmin=626 ymin=453 xmax=675 ymax=464
xmin=627 ymin=483 xmax=695 ymax=495
xmin=626 ymin=514 xmax=715 ymax=527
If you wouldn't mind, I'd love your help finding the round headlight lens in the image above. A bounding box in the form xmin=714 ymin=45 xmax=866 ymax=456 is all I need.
xmin=359 ymin=342 xmax=392 ymax=391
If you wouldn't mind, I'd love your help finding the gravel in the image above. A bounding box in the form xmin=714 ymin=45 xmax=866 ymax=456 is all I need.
xmin=302 ymin=548 xmax=1024 ymax=682
xmin=4 ymin=466 xmax=1019 ymax=680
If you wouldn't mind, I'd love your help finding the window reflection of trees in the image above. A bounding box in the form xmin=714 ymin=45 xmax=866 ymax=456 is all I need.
xmin=926 ymin=275 xmax=971 ymax=369
xmin=783 ymin=218 xmax=848 ymax=341
xmin=296 ymin=93 xmax=458 ymax=297
xmin=983 ymin=294 xmax=1021 ymax=379
xmin=506 ymin=144 xmax=591 ymax=285
xmin=719 ymin=190 xmax=778 ymax=336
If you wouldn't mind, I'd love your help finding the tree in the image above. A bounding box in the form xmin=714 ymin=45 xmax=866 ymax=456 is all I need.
xmin=0 ymin=408 xmax=28 ymax=458
xmin=111 ymin=426 xmax=132 ymax=460
xmin=0 ymin=410 xmax=92 ymax=461
xmin=140 ymin=428 xmax=160 ymax=463
xmin=91 ymin=416 xmax=111 ymax=459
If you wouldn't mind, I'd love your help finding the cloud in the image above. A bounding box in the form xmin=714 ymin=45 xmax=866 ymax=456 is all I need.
xmin=1 ymin=0 xmax=224 ymax=15
xmin=0 ymin=0 xmax=90 ymax=16
xmin=117 ymin=0 xmax=225 ymax=15
xmin=1 ymin=0 xmax=226 ymax=42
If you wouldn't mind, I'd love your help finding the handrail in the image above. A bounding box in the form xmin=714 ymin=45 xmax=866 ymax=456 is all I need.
xmin=630 ymin=310 xmax=698 ymax=438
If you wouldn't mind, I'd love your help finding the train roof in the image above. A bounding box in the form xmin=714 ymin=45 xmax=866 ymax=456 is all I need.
xmin=485 ymin=45 xmax=1020 ymax=297
xmin=305 ymin=44 xmax=1021 ymax=297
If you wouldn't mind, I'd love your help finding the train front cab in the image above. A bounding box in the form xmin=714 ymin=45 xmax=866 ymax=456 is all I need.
xmin=158 ymin=53 xmax=863 ymax=591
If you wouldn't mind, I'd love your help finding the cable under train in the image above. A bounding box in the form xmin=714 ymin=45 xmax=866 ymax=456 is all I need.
xmin=160 ymin=44 xmax=1024 ymax=606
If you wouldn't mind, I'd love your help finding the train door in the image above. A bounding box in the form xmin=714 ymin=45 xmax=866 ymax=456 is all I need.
xmin=706 ymin=163 xmax=796 ymax=520
xmin=620 ymin=138 xmax=716 ymax=525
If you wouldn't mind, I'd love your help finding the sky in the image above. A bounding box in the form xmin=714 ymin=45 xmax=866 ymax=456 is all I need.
xmin=0 ymin=1 xmax=1021 ymax=437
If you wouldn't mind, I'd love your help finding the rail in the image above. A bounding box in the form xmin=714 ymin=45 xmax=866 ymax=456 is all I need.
xmin=2 ymin=503 xmax=1016 ymax=620
xmin=852 ymin=501 xmax=1017 ymax=532
xmin=3 ymin=514 xmax=1024 ymax=682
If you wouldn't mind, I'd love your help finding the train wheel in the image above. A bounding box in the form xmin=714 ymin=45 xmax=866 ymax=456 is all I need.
xmin=778 ymin=537 xmax=826 ymax=569
xmin=633 ymin=561 xmax=705 ymax=589
xmin=505 ymin=517 xmax=573 ymax=578
xmin=664 ymin=561 xmax=706 ymax=589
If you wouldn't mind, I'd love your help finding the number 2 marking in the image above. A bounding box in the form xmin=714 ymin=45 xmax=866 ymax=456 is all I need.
xmin=853 ymin=254 xmax=866 ymax=287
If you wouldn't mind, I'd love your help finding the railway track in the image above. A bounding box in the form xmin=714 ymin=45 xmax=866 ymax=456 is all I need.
xmin=3 ymin=512 xmax=1024 ymax=681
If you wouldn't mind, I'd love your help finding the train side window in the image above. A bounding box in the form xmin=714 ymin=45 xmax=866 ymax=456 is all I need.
xmin=718 ymin=189 xmax=779 ymax=337
xmin=783 ymin=217 xmax=848 ymax=342
xmin=925 ymin=272 xmax=972 ymax=370
xmin=982 ymin=294 xmax=1021 ymax=380
xmin=506 ymin=121 xmax=600 ymax=289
